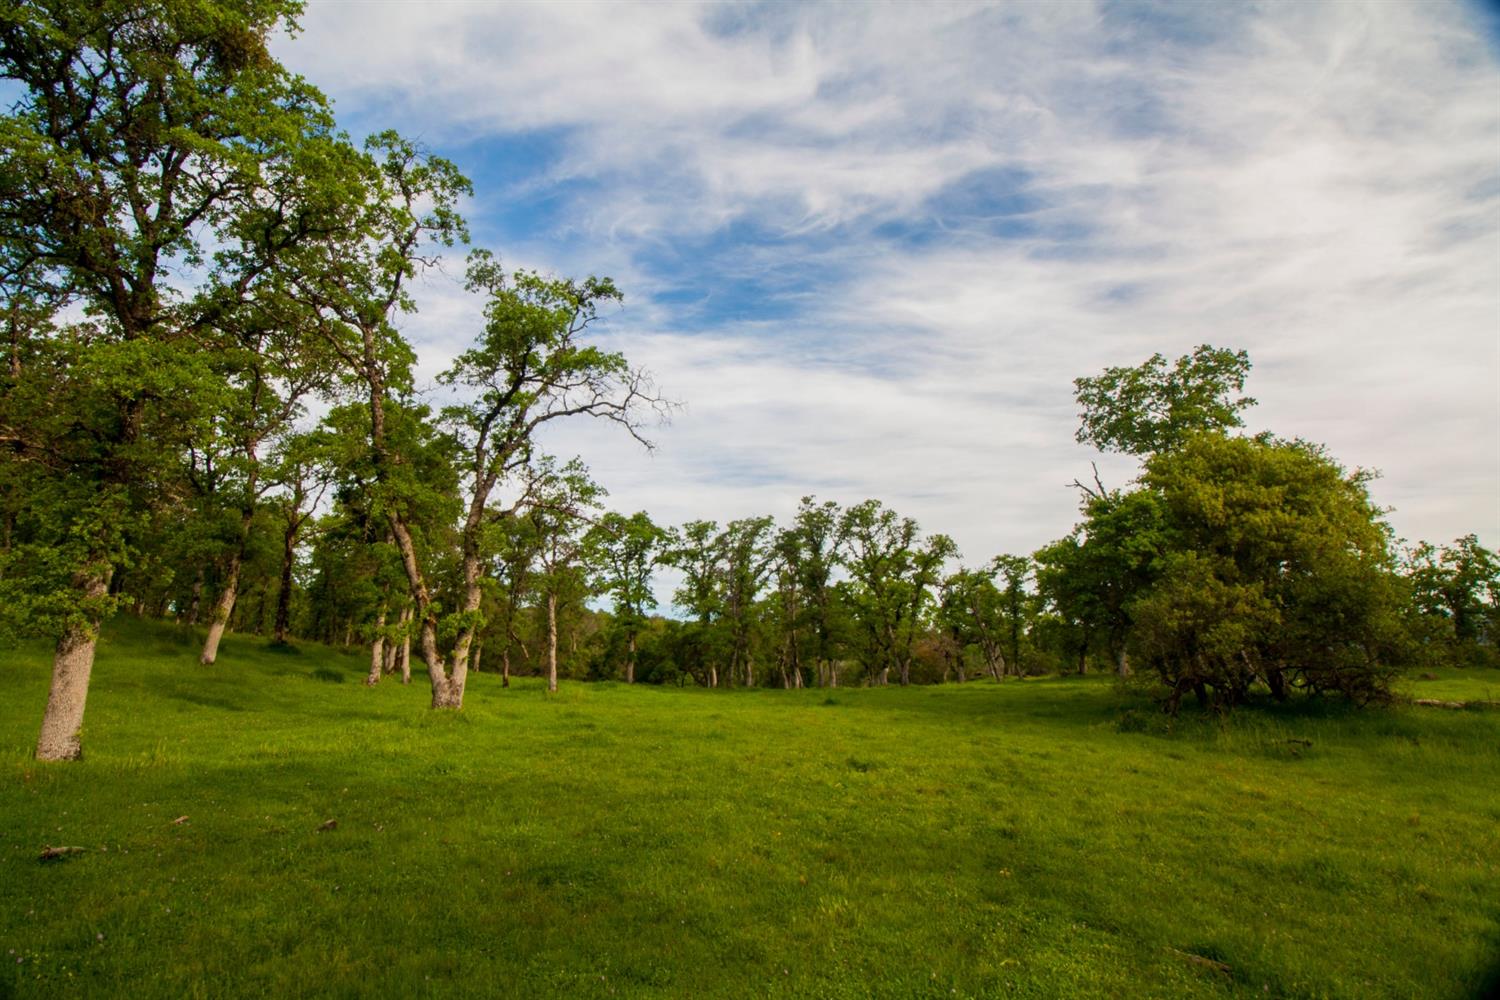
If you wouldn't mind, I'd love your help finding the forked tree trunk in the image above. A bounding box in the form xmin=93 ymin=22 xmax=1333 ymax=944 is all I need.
xmin=546 ymin=591 xmax=559 ymax=693
xmin=36 ymin=568 xmax=112 ymax=761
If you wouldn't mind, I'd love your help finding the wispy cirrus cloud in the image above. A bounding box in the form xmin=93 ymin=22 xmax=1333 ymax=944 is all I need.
xmin=278 ymin=0 xmax=1500 ymax=567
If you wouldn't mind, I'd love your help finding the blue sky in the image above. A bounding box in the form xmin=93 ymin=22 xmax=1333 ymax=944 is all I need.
xmin=274 ymin=0 xmax=1500 ymax=577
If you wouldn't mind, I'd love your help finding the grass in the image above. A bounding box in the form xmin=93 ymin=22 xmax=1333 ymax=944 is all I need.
xmin=2 ymin=618 xmax=1498 ymax=999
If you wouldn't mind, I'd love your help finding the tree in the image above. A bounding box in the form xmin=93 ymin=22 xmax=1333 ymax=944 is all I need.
xmin=717 ymin=516 xmax=775 ymax=687
xmin=663 ymin=520 xmax=725 ymax=687
xmin=1074 ymin=345 xmax=1254 ymax=456
xmin=525 ymin=457 xmax=603 ymax=693
xmin=265 ymin=430 xmax=333 ymax=645
xmin=938 ymin=564 xmax=1020 ymax=682
xmin=1403 ymin=535 xmax=1499 ymax=667
xmin=282 ymin=129 xmax=470 ymax=704
xmin=1034 ymin=490 xmax=1165 ymax=677
xmin=1131 ymin=433 xmax=1406 ymax=711
xmin=786 ymin=497 xmax=844 ymax=687
xmin=437 ymin=255 xmax=661 ymax=705
xmin=585 ymin=511 xmax=665 ymax=683
xmin=837 ymin=500 xmax=956 ymax=685
xmin=0 ymin=0 xmax=337 ymax=759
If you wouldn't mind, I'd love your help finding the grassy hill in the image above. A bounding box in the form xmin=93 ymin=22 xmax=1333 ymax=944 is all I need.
xmin=2 ymin=619 xmax=1497 ymax=999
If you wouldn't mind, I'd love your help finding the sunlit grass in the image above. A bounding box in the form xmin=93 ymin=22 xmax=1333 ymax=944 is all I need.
xmin=2 ymin=619 xmax=1497 ymax=998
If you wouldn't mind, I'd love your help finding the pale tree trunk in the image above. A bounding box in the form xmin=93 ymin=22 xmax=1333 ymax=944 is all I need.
xmin=546 ymin=591 xmax=559 ymax=693
xmin=36 ymin=567 xmax=112 ymax=761
xmin=471 ymin=635 xmax=483 ymax=674
xmin=1115 ymin=648 xmax=1131 ymax=678
xmin=395 ymin=606 xmax=411 ymax=682
xmin=745 ymin=656 xmax=754 ymax=689
xmin=625 ymin=633 xmax=636 ymax=684
xmin=387 ymin=515 xmax=451 ymax=706
xmin=342 ymin=621 xmax=353 ymax=648
xmin=199 ymin=548 xmax=242 ymax=665
xmin=365 ymin=603 xmax=387 ymax=686
xmin=501 ymin=647 xmax=511 ymax=688
xmin=708 ymin=664 xmax=718 ymax=689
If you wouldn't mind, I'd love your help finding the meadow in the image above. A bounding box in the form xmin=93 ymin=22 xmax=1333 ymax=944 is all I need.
xmin=2 ymin=620 xmax=1497 ymax=999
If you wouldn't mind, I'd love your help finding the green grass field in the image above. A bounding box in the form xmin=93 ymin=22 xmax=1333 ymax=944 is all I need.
xmin=2 ymin=620 xmax=1498 ymax=999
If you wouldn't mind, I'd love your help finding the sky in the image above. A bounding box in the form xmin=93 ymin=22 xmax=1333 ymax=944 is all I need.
xmin=273 ymin=0 xmax=1500 ymax=578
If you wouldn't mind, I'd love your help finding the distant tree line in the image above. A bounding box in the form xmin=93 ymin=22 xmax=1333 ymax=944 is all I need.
xmin=1 ymin=4 xmax=1495 ymax=761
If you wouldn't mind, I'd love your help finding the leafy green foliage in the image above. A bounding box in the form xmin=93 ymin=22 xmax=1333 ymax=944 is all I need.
xmin=1133 ymin=434 xmax=1406 ymax=710
xmin=1074 ymin=345 xmax=1255 ymax=455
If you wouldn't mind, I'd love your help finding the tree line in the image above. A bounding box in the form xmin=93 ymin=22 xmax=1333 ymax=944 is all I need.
xmin=1 ymin=3 xmax=1495 ymax=762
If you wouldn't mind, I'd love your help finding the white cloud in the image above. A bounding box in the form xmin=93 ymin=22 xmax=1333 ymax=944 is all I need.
xmin=278 ymin=0 xmax=1500 ymax=567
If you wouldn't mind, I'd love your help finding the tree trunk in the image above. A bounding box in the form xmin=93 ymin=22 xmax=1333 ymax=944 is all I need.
xmin=366 ymin=603 xmax=387 ymax=686
xmin=471 ymin=635 xmax=483 ymax=674
xmin=546 ymin=591 xmax=559 ymax=693
xmin=501 ymin=647 xmax=510 ymax=688
xmin=388 ymin=514 xmax=451 ymax=707
xmin=36 ymin=567 xmax=111 ymax=761
xmin=1115 ymin=648 xmax=1131 ymax=678
xmin=626 ymin=632 xmax=636 ymax=684
xmin=274 ymin=522 xmax=296 ymax=643
xmin=185 ymin=568 xmax=205 ymax=625
xmin=708 ymin=664 xmax=718 ymax=689
xmin=199 ymin=548 xmax=243 ymax=665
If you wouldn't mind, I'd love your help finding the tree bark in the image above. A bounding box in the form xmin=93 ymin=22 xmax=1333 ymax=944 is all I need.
xmin=274 ymin=521 xmax=297 ymax=643
xmin=36 ymin=568 xmax=112 ymax=761
xmin=365 ymin=603 xmax=387 ymax=686
xmin=199 ymin=546 xmax=243 ymax=665
xmin=1115 ymin=648 xmax=1131 ymax=678
xmin=388 ymin=515 xmax=452 ymax=706
xmin=626 ymin=632 xmax=636 ymax=684
xmin=546 ymin=591 xmax=559 ymax=693
xmin=185 ymin=568 xmax=205 ymax=625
